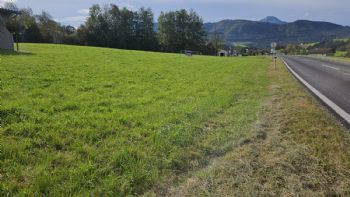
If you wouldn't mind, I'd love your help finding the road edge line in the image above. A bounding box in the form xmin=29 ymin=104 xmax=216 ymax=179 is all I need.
xmin=281 ymin=58 xmax=350 ymax=125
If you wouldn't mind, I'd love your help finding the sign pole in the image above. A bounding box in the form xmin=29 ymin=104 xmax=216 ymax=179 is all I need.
xmin=271 ymin=42 xmax=277 ymax=70
xmin=16 ymin=33 xmax=19 ymax=52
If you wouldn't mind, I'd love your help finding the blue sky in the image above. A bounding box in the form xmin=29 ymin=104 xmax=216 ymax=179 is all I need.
xmin=1 ymin=0 xmax=350 ymax=27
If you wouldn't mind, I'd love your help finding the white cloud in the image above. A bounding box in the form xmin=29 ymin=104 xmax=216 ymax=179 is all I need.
xmin=56 ymin=15 xmax=87 ymax=23
xmin=77 ymin=8 xmax=89 ymax=14
xmin=0 ymin=0 xmax=17 ymax=7
xmin=119 ymin=2 xmax=136 ymax=10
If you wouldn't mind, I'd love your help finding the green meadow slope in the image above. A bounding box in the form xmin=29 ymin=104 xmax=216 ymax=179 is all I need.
xmin=0 ymin=44 xmax=270 ymax=195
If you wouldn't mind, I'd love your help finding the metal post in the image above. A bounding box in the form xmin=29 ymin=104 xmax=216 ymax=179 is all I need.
xmin=271 ymin=42 xmax=277 ymax=70
xmin=16 ymin=34 xmax=19 ymax=52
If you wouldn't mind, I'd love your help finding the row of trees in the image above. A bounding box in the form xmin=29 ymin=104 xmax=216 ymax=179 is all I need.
xmin=4 ymin=3 xmax=218 ymax=54
xmin=310 ymin=39 xmax=350 ymax=57
xmin=4 ymin=4 xmax=75 ymax=44
xmin=76 ymin=5 xmax=158 ymax=50
xmin=281 ymin=40 xmax=350 ymax=56
xmin=79 ymin=5 xmax=209 ymax=52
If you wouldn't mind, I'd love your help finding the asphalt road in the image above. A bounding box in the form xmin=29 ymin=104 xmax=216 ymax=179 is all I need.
xmin=282 ymin=55 xmax=350 ymax=123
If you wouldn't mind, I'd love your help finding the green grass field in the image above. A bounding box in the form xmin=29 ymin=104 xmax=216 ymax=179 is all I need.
xmin=0 ymin=44 xmax=270 ymax=195
xmin=334 ymin=51 xmax=348 ymax=57
xmin=318 ymin=55 xmax=350 ymax=63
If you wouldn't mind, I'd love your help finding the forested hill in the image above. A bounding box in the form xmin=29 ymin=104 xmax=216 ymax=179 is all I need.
xmin=204 ymin=18 xmax=350 ymax=48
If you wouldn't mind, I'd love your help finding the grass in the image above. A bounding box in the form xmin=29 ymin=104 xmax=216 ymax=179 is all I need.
xmin=233 ymin=42 xmax=249 ymax=48
xmin=318 ymin=55 xmax=350 ymax=63
xmin=0 ymin=44 xmax=270 ymax=195
xmin=302 ymin=42 xmax=318 ymax=48
xmin=167 ymin=60 xmax=350 ymax=196
xmin=334 ymin=38 xmax=350 ymax=42
xmin=334 ymin=51 xmax=348 ymax=57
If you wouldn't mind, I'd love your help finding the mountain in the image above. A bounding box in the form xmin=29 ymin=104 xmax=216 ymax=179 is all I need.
xmin=260 ymin=16 xmax=287 ymax=25
xmin=204 ymin=18 xmax=350 ymax=48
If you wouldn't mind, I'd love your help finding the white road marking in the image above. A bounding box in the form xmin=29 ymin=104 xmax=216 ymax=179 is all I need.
xmin=282 ymin=58 xmax=350 ymax=125
xmin=321 ymin=64 xmax=340 ymax=71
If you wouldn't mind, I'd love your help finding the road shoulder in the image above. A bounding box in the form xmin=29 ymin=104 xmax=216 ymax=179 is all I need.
xmin=282 ymin=57 xmax=350 ymax=126
xmin=158 ymin=60 xmax=350 ymax=196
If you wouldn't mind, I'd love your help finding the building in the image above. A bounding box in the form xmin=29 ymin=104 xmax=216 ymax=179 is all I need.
xmin=218 ymin=49 xmax=228 ymax=57
xmin=0 ymin=8 xmax=19 ymax=51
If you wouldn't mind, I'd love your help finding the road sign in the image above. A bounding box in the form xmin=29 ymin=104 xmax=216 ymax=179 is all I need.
xmin=271 ymin=42 xmax=277 ymax=49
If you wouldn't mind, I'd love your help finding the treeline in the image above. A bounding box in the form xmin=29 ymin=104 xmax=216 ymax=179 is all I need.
xmin=5 ymin=4 xmax=76 ymax=44
xmin=5 ymin=3 xmax=217 ymax=54
xmin=310 ymin=39 xmax=350 ymax=57
xmin=281 ymin=39 xmax=350 ymax=56
xmin=76 ymin=5 xmax=158 ymax=50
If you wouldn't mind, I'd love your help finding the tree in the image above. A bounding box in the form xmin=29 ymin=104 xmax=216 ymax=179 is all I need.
xmin=4 ymin=2 xmax=208 ymax=53
xmin=3 ymin=3 xmax=21 ymax=41
xmin=3 ymin=3 xmax=46 ymax=43
xmin=158 ymin=9 xmax=206 ymax=53
xmin=186 ymin=10 xmax=206 ymax=51
xmin=202 ymin=42 xmax=217 ymax=55
xmin=80 ymin=4 xmax=157 ymax=50
xmin=75 ymin=25 xmax=88 ymax=45
xmin=285 ymin=44 xmax=297 ymax=54
xmin=64 ymin=25 xmax=76 ymax=35
xmin=158 ymin=11 xmax=176 ymax=52
xmin=84 ymin=4 xmax=107 ymax=46
xmin=234 ymin=44 xmax=245 ymax=55
xmin=106 ymin=4 xmax=122 ymax=48
xmin=36 ymin=12 xmax=62 ymax=43
xmin=119 ymin=8 xmax=135 ymax=48
xmin=6 ymin=2 xmax=80 ymax=44
xmin=210 ymin=31 xmax=224 ymax=55
xmin=136 ymin=7 xmax=157 ymax=50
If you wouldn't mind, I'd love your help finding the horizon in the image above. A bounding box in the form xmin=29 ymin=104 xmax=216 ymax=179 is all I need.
xmin=205 ymin=16 xmax=350 ymax=26
xmin=0 ymin=0 xmax=349 ymax=27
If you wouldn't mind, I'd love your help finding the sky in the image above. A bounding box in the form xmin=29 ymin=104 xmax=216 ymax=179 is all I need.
xmin=1 ymin=0 xmax=350 ymax=27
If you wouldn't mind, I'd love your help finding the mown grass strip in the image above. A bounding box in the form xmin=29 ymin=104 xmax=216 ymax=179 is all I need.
xmin=167 ymin=60 xmax=350 ymax=196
